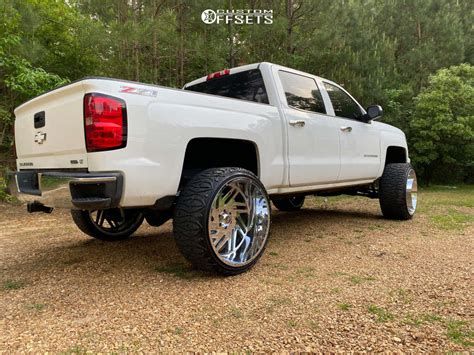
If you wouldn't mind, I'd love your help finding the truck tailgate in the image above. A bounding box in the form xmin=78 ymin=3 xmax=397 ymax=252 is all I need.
xmin=14 ymin=81 xmax=88 ymax=169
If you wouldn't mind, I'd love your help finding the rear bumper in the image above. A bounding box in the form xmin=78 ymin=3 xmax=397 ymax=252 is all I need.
xmin=6 ymin=171 xmax=123 ymax=210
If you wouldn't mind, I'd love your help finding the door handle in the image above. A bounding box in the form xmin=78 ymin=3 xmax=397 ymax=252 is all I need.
xmin=289 ymin=120 xmax=306 ymax=127
xmin=340 ymin=126 xmax=352 ymax=132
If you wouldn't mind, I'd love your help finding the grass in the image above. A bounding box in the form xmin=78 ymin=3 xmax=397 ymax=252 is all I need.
xmin=328 ymin=272 xmax=376 ymax=285
xmin=230 ymin=307 xmax=243 ymax=319
xmin=0 ymin=176 xmax=18 ymax=203
xmin=287 ymin=319 xmax=298 ymax=328
xmin=417 ymin=185 xmax=474 ymax=214
xmin=389 ymin=288 xmax=413 ymax=304
xmin=420 ymin=185 xmax=474 ymax=207
xmin=154 ymin=263 xmax=197 ymax=279
xmin=2 ymin=280 xmax=25 ymax=290
xmin=269 ymin=263 xmax=289 ymax=271
xmin=329 ymin=271 xmax=349 ymax=277
xmin=174 ymin=327 xmax=184 ymax=335
xmin=62 ymin=345 xmax=87 ymax=354
xmin=368 ymin=224 xmax=384 ymax=231
xmin=368 ymin=305 xmax=394 ymax=322
xmin=401 ymin=313 xmax=442 ymax=326
xmin=430 ymin=209 xmax=473 ymax=231
xmin=445 ymin=320 xmax=474 ymax=347
xmin=338 ymin=303 xmax=352 ymax=311
xmin=266 ymin=296 xmax=292 ymax=313
xmin=349 ymin=275 xmax=376 ymax=285
xmin=269 ymin=251 xmax=278 ymax=256
xmin=296 ymin=266 xmax=316 ymax=278
xmin=26 ymin=303 xmax=46 ymax=311
xmin=307 ymin=319 xmax=319 ymax=330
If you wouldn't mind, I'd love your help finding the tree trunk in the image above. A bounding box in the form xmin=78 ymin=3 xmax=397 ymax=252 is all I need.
xmin=153 ymin=28 xmax=158 ymax=83
xmin=134 ymin=0 xmax=141 ymax=81
xmin=228 ymin=0 xmax=235 ymax=67
xmin=176 ymin=0 xmax=185 ymax=87
xmin=286 ymin=0 xmax=294 ymax=55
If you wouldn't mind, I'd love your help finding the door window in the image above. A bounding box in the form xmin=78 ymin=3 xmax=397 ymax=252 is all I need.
xmin=324 ymin=82 xmax=362 ymax=120
xmin=279 ymin=71 xmax=326 ymax=114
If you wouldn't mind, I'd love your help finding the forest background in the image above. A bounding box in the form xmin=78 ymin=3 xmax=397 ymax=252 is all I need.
xmin=0 ymin=0 xmax=472 ymax=184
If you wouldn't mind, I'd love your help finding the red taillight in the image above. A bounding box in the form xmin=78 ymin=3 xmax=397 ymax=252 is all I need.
xmin=206 ymin=69 xmax=230 ymax=80
xmin=83 ymin=93 xmax=127 ymax=152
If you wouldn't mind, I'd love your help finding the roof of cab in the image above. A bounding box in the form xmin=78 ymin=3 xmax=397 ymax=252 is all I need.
xmin=183 ymin=62 xmax=328 ymax=89
xmin=183 ymin=62 xmax=263 ymax=88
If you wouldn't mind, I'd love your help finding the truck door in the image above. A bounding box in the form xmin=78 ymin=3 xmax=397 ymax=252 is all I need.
xmin=323 ymin=81 xmax=381 ymax=182
xmin=275 ymin=70 xmax=340 ymax=187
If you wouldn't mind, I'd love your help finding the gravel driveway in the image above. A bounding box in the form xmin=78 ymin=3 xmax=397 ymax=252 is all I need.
xmin=1 ymin=188 xmax=473 ymax=352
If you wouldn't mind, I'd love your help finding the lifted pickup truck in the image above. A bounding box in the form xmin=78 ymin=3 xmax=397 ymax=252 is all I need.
xmin=7 ymin=62 xmax=417 ymax=274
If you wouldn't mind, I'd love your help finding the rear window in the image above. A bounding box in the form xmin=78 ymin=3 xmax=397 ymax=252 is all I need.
xmin=185 ymin=69 xmax=269 ymax=104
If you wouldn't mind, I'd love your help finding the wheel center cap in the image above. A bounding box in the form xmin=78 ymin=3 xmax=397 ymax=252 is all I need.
xmin=219 ymin=212 xmax=232 ymax=227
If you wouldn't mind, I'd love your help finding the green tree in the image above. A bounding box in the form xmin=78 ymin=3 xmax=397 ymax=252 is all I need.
xmin=0 ymin=0 xmax=68 ymax=149
xmin=410 ymin=64 xmax=474 ymax=183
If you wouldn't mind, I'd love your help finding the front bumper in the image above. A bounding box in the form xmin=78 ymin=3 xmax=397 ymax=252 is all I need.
xmin=6 ymin=171 xmax=123 ymax=210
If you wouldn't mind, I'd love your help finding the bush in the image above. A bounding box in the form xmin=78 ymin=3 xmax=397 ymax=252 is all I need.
xmin=410 ymin=64 xmax=474 ymax=184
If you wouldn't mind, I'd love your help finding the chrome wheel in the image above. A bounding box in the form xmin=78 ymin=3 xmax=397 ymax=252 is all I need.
xmin=208 ymin=177 xmax=270 ymax=267
xmin=406 ymin=169 xmax=418 ymax=215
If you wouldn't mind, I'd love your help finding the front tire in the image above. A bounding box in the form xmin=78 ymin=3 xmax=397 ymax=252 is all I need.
xmin=173 ymin=167 xmax=271 ymax=275
xmin=71 ymin=208 xmax=144 ymax=241
xmin=272 ymin=196 xmax=305 ymax=211
xmin=379 ymin=163 xmax=418 ymax=220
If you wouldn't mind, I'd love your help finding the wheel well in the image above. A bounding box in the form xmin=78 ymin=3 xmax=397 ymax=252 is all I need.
xmin=180 ymin=138 xmax=259 ymax=183
xmin=385 ymin=146 xmax=407 ymax=165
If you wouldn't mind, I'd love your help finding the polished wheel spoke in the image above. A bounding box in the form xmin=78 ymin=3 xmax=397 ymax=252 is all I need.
xmin=406 ymin=169 xmax=418 ymax=215
xmin=215 ymin=233 xmax=231 ymax=252
xmin=208 ymin=177 xmax=270 ymax=267
xmin=98 ymin=211 xmax=106 ymax=226
xmin=235 ymin=214 xmax=249 ymax=234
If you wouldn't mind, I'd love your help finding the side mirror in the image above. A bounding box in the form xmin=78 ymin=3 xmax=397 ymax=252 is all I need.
xmin=364 ymin=105 xmax=383 ymax=121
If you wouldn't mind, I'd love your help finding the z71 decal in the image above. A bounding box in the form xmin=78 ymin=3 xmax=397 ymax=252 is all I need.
xmin=119 ymin=86 xmax=158 ymax=97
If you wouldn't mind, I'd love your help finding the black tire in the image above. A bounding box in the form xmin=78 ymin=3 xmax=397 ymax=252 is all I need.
xmin=173 ymin=167 xmax=271 ymax=275
xmin=379 ymin=163 xmax=418 ymax=220
xmin=272 ymin=196 xmax=305 ymax=211
xmin=71 ymin=208 xmax=144 ymax=241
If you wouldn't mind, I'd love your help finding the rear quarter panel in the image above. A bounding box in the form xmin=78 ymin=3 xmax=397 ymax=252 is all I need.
xmin=82 ymin=80 xmax=284 ymax=207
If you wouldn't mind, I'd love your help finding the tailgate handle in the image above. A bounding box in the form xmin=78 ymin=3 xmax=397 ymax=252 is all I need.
xmin=34 ymin=111 xmax=45 ymax=128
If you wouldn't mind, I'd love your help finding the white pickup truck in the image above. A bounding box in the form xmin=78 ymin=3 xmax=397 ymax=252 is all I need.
xmin=7 ymin=62 xmax=417 ymax=274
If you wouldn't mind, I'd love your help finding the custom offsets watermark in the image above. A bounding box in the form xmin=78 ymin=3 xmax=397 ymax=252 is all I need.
xmin=201 ymin=9 xmax=273 ymax=25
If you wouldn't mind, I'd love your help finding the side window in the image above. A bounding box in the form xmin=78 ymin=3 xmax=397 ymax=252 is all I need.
xmin=278 ymin=71 xmax=326 ymax=114
xmin=324 ymin=82 xmax=362 ymax=120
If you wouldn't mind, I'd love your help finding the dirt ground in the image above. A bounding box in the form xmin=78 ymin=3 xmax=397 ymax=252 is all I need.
xmin=1 ymin=187 xmax=473 ymax=352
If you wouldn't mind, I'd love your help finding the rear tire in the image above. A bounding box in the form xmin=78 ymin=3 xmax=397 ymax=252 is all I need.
xmin=379 ymin=163 xmax=418 ymax=220
xmin=272 ymin=196 xmax=305 ymax=211
xmin=173 ymin=167 xmax=271 ymax=275
xmin=71 ymin=208 xmax=144 ymax=241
